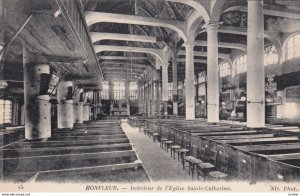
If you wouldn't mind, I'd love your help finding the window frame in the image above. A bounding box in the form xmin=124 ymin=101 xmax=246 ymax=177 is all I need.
xmin=0 ymin=99 xmax=12 ymax=125
xmin=285 ymin=33 xmax=300 ymax=60
xmin=219 ymin=61 xmax=231 ymax=77
xmin=235 ymin=55 xmax=247 ymax=74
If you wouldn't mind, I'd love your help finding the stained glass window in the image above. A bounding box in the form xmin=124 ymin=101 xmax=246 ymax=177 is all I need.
xmin=285 ymin=34 xmax=300 ymax=60
xmin=235 ymin=55 xmax=247 ymax=74
xmin=264 ymin=45 xmax=279 ymax=66
xmin=100 ymin=81 xmax=110 ymax=100
xmin=113 ymin=81 xmax=125 ymax=100
xmin=129 ymin=82 xmax=138 ymax=100
xmin=219 ymin=61 xmax=231 ymax=77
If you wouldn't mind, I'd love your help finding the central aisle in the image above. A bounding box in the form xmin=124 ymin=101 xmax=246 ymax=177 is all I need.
xmin=121 ymin=121 xmax=192 ymax=182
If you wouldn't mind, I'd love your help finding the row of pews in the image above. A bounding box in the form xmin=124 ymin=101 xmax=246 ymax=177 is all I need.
xmin=137 ymin=118 xmax=300 ymax=182
xmin=0 ymin=120 xmax=150 ymax=183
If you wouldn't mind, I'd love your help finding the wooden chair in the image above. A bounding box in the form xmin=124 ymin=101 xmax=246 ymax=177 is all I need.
xmin=170 ymin=145 xmax=181 ymax=159
xmin=208 ymin=171 xmax=228 ymax=180
xmin=197 ymin=162 xmax=216 ymax=180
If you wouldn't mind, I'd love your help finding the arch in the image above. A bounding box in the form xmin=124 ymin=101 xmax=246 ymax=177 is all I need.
xmin=219 ymin=60 xmax=232 ymax=77
xmin=233 ymin=53 xmax=246 ymax=65
xmin=186 ymin=11 xmax=206 ymax=41
xmin=210 ymin=0 xmax=226 ymax=22
xmin=196 ymin=26 xmax=283 ymax=58
xmin=282 ymin=30 xmax=300 ymax=53
xmin=281 ymin=31 xmax=300 ymax=62
xmin=233 ymin=54 xmax=248 ymax=74
xmin=219 ymin=59 xmax=233 ymax=68
xmin=85 ymin=11 xmax=187 ymax=42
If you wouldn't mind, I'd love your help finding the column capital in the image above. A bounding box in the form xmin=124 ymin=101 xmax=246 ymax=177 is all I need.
xmin=184 ymin=41 xmax=195 ymax=48
xmin=205 ymin=21 xmax=221 ymax=30
xmin=162 ymin=63 xmax=169 ymax=69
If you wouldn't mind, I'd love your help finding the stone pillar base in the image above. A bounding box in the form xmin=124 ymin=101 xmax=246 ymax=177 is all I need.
xmin=57 ymin=100 xmax=74 ymax=129
xmin=25 ymin=95 xmax=51 ymax=139
xmin=83 ymin=104 xmax=90 ymax=121
xmin=74 ymin=102 xmax=83 ymax=124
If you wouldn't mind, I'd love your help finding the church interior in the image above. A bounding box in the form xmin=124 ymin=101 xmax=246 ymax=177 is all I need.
xmin=1 ymin=0 xmax=300 ymax=183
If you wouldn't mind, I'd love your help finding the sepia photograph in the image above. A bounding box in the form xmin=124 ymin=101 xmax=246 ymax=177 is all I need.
xmin=0 ymin=0 xmax=299 ymax=195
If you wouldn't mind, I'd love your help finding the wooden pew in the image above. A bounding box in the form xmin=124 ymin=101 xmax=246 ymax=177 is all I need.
xmin=1 ymin=143 xmax=133 ymax=158
xmin=236 ymin=143 xmax=300 ymax=153
xmin=1 ymin=150 xmax=137 ymax=175
xmin=52 ymin=129 xmax=124 ymax=135
xmin=0 ymin=128 xmax=24 ymax=147
xmin=264 ymin=153 xmax=300 ymax=161
xmin=0 ymin=120 xmax=152 ymax=183
xmin=225 ymin=137 xmax=300 ymax=180
xmin=49 ymin=134 xmax=127 ymax=141
xmin=35 ymin=162 xmax=149 ymax=183
xmin=266 ymin=159 xmax=300 ymax=181
xmin=9 ymin=138 xmax=130 ymax=148
xmin=144 ymin=119 xmax=300 ymax=181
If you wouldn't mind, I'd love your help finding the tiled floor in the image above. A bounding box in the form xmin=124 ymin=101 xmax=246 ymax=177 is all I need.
xmin=121 ymin=121 xmax=192 ymax=182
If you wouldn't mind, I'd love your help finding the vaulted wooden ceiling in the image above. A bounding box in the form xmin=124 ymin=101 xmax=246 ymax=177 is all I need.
xmin=1 ymin=0 xmax=300 ymax=92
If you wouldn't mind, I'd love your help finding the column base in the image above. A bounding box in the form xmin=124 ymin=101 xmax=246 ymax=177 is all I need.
xmin=83 ymin=104 xmax=91 ymax=121
xmin=186 ymin=105 xmax=195 ymax=120
xmin=173 ymin=102 xmax=178 ymax=116
xmin=163 ymin=101 xmax=168 ymax=118
xmin=25 ymin=95 xmax=51 ymax=140
xmin=57 ymin=100 xmax=74 ymax=129
xmin=74 ymin=102 xmax=83 ymax=124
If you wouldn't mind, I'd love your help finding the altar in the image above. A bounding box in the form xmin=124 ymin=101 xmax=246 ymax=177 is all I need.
xmin=110 ymin=100 xmax=130 ymax=116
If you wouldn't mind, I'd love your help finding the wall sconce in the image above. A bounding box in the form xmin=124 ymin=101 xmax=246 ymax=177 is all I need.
xmin=266 ymin=97 xmax=273 ymax=103
xmin=265 ymin=94 xmax=273 ymax=103
xmin=241 ymin=96 xmax=246 ymax=101
xmin=0 ymin=80 xmax=8 ymax=90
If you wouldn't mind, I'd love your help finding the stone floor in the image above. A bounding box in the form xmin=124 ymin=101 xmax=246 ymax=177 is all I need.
xmin=121 ymin=121 xmax=193 ymax=182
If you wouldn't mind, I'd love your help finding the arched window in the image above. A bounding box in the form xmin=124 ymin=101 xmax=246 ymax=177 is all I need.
xmin=129 ymin=82 xmax=138 ymax=100
xmin=264 ymin=45 xmax=279 ymax=66
xmin=113 ymin=81 xmax=125 ymax=100
xmin=168 ymin=83 xmax=173 ymax=100
xmin=235 ymin=55 xmax=247 ymax=74
xmin=100 ymin=81 xmax=110 ymax=100
xmin=285 ymin=33 xmax=300 ymax=60
xmin=219 ymin=61 xmax=231 ymax=77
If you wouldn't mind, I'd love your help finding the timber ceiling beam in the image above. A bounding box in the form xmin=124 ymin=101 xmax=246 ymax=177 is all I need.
xmin=101 ymin=61 xmax=151 ymax=67
xmin=104 ymin=71 xmax=143 ymax=75
xmin=98 ymin=56 xmax=149 ymax=61
xmin=191 ymin=41 xmax=247 ymax=52
xmin=177 ymin=50 xmax=231 ymax=62
xmin=102 ymin=68 xmax=145 ymax=72
xmin=101 ymin=64 xmax=147 ymax=70
xmin=95 ymin=45 xmax=164 ymax=63
xmin=90 ymin=32 xmax=157 ymax=43
xmin=104 ymin=73 xmax=140 ymax=78
xmin=177 ymin=58 xmax=207 ymax=64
